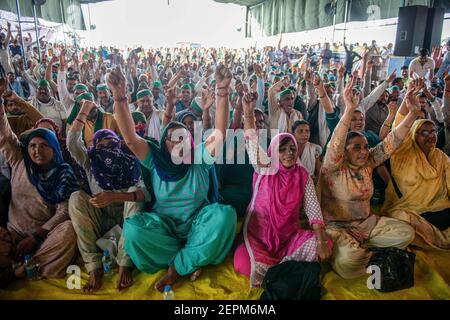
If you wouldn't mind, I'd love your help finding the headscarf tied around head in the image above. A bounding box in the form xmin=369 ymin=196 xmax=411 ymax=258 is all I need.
xmin=175 ymin=110 xmax=198 ymax=124
xmin=140 ymin=121 xmax=219 ymax=210
xmin=20 ymin=128 xmax=78 ymax=204
xmin=87 ymin=129 xmax=141 ymax=191
xmin=172 ymin=111 xmax=219 ymax=203
xmin=383 ymin=118 xmax=450 ymax=217
xmin=261 ymin=133 xmax=309 ymax=253
xmin=67 ymin=92 xmax=104 ymax=139
xmin=34 ymin=118 xmax=60 ymax=135
xmin=33 ymin=117 xmax=67 ymax=151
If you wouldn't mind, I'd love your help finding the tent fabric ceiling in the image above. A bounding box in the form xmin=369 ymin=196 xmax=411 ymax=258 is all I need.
xmin=0 ymin=0 xmax=87 ymax=30
xmin=214 ymin=0 xmax=266 ymax=6
xmin=226 ymin=0 xmax=450 ymax=37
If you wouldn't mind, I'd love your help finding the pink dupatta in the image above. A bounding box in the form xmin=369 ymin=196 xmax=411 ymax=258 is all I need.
xmin=243 ymin=133 xmax=313 ymax=287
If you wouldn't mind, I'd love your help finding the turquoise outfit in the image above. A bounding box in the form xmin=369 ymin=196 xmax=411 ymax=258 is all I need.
xmin=123 ymin=142 xmax=237 ymax=275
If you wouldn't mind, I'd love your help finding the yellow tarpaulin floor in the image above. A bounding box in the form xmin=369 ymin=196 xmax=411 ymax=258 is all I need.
xmin=0 ymin=247 xmax=449 ymax=300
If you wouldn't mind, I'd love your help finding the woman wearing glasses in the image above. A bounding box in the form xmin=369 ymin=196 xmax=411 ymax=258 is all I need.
xmin=317 ymin=76 xmax=418 ymax=279
xmin=382 ymin=78 xmax=450 ymax=250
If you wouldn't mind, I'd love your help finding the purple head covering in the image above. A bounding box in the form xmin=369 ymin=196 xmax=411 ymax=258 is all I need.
xmin=87 ymin=129 xmax=141 ymax=190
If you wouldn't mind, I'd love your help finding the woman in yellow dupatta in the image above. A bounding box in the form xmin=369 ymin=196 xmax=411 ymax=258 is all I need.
xmin=382 ymin=78 xmax=450 ymax=249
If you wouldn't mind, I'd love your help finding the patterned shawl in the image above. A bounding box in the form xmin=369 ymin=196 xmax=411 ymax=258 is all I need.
xmin=87 ymin=129 xmax=141 ymax=190
xmin=21 ymin=128 xmax=78 ymax=204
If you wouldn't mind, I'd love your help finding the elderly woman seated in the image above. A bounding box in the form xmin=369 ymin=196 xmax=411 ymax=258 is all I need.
xmin=317 ymin=74 xmax=418 ymax=279
xmin=0 ymin=83 xmax=78 ymax=287
xmin=382 ymin=78 xmax=450 ymax=250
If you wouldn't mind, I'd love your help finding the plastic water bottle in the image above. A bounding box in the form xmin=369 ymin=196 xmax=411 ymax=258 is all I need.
xmin=102 ymin=249 xmax=114 ymax=276
xmin=163 ymin=285 xmax=175 ymax=300
xmin=24 ymin=255 xmax=38 ymax=280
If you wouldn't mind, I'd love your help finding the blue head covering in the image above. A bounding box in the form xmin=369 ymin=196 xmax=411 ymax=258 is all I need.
xmin=175 ymin=110 xmax=198 ymax=124
xmin=21 ymin=128 xmax=78 ymax=204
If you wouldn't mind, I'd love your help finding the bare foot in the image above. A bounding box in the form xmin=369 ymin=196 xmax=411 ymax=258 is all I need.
xmin=83 ymin=268 xmax=103 ymax=293
xmin=190 ymin=268 xmax=202 ymax=282
xmin=154 ymin=266 xmax=180 ymax=292
xmin=13 ymin=264 xmax=25 ymax=279
xmin=116 ymin=266 xmax=133 ymax=291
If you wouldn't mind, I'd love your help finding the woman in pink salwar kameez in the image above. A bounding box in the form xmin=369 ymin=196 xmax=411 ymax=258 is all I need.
xmin=233 ymin=92 xmax=332 ymax=288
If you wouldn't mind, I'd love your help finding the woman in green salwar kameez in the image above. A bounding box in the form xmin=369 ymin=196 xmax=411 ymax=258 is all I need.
xmin=107 ymin=65 xmax=237 ymax=292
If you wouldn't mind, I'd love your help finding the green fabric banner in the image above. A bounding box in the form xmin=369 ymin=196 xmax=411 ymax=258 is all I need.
xmin=0 ymin=0 xmax=86 ymax=30
xmin=236 ymin=0 xmax=450 ymax=37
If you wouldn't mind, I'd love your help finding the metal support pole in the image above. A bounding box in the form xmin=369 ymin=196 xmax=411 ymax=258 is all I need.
xmin=331 ymin=7 xmax=336 ymax=43
xmin=15 ymin=0 xmax=26 ymax=59
xmin=68 ymin=0 xmax=78 ymax=54
xmin=32 ymin=1 xmax=41 ymax=62
xmin=343 ymin=0 xmax=349 ymax=40
xmin=59 ymin=0 xmax=67 ymax=47
xmin=245 ymin=5 xmax=249 ymax=38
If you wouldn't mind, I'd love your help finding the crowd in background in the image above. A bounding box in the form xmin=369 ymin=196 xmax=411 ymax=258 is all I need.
xmin=0 ymin=19 xmax=449 ymax=293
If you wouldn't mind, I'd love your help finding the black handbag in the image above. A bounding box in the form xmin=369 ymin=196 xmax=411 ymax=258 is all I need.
xmin=367 ymin=247 xmax=415 ymax=293
xmin=260 ymin=261 xmax=322 ymax=300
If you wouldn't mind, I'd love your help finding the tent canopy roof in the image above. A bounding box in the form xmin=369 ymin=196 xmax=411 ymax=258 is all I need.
xmin=213 ymin=0 xmax=266 ymax=6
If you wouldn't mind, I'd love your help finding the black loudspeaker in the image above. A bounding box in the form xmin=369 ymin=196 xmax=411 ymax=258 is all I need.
xmin=394 ymin=6 xmax=429 ymax=57
xmin=423 ymin=7 xmax=445 ymax=52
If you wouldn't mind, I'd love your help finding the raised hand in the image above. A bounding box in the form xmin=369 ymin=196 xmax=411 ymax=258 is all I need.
xmin=313 ymin=74 xmax=325 ymax=93
xmin=282 ymin=76 xmax=291 ymax=88
xmin=201 ymin=87 xmax=215 ymax=110
xmin=148 ymin=51 xmax=155 ymax=65
xmin=164 ymin=85 xmax=177 ymax=106
xmin=253 ymin=63 xmax=263 ymax=78
xmin=338 ymin=64 xmax=345 ymax=78
xmin=387 ymin=100 xmax=398 ymax=115
xmin=412 ymin=78 xmax=425 ymax=94
xmin=50 ymin=55 xmax=59 ymax=65
xmin=60 ymin=49 xmax=67 ymax=67
xmin=304 ymin=67 xmax=313 ymax=83
xmin=215 ymin=64 xmax=232 ymax=89
xmin=242 ymin=91 xmax=258 ymax=115
xmin=343 ymin=71 xmax=360 ymax=111
xmin=80 ymin=99 xmax=96 ymax=115
xmin=386 ymin=69 xmax=397 ymax=84
xmin=404 ymin=88 xmax=421 ymax=115
xmin=106 ymin=66 xmax=127 ymax=99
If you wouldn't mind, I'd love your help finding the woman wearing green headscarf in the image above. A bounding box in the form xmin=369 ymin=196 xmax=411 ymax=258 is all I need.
xmin=66 ymin=91 xmax=119 ymax=147
xmin=108 ymin=65 xmax=237 ymax=292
